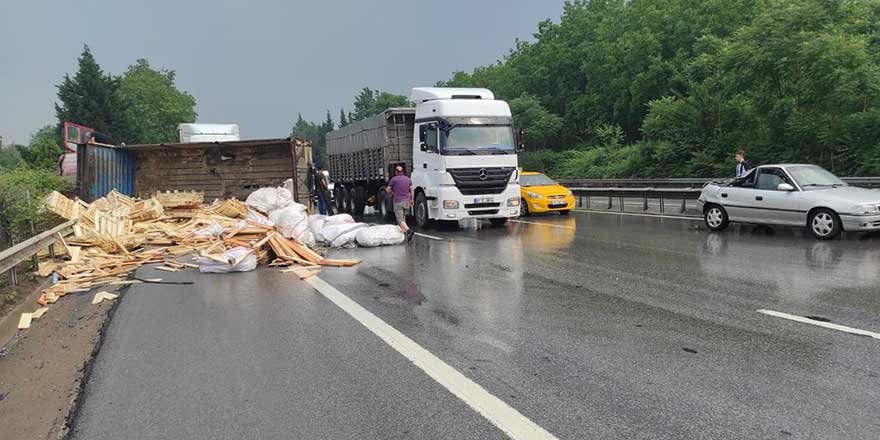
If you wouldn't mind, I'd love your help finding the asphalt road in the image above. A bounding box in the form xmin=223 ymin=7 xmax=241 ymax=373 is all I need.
xmin=71 ymin=210 xmax=880 ymax=439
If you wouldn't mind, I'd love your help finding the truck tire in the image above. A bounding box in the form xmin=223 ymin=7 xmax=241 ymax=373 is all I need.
xmin=353 ymin=187 xmax=366 ymax=216
xmin=489 ymin=218 xmax=508 ymax=227
xmin=334 ymin=187 xmax=345 ymax=213
xmin=378 ymin=190 xmax=394 ymax=223
xmin=414 ymin=192 xmax=430 ymax=229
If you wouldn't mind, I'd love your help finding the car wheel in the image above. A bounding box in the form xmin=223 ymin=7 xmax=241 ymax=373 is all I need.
xmin=414 ymin=192 xmax=430 ymax=229
xmin=520 ymin=199 xmax=530 ymax=217
xmin=559 ymin=210 xmax=570 ymax=216
xmin=704 ymin=205 xmax=729 ymax=231
xmin=809 ymin=208 xmax=841 ymax=240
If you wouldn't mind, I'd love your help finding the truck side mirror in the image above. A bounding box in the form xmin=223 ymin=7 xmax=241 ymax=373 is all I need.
xmin=517 ymin=128 xmax=525 ymax=152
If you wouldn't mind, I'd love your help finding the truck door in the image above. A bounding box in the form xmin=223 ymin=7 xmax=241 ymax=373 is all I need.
xmin=414 ymin=122 xmax=442 ymax=173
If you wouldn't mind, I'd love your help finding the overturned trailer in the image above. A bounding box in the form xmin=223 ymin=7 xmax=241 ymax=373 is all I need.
xmin=75 ymin=138 xmax=312 ymax=206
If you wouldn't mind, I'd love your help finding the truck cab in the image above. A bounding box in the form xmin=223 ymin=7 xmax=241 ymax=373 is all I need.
xmin=410 ymin=87 xmax=521 ymax=227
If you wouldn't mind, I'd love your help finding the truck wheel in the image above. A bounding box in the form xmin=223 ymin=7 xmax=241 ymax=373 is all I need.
xmin=378 ymin=190 xmax=394 ymax=223
xmin=353 ymin=187 xmax=366 ymax=216
xmin=489 ymin=218 xmax=508 ymax=227
xmin=414 ymin=192 xmax=430 ymax=229
xmin=334 ymin=187 xmax=345 ymax=213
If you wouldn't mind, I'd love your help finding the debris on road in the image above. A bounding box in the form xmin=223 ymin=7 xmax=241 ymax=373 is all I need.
xmin=29 ymin=187 xmax=361 ymax=314
xmin=90 ymin=291 xmax=119 ymax=305
xmin=17 ymin=313 xmax=33 ymax=330
xmin=32 ymin=307 xmax=49 ymax=320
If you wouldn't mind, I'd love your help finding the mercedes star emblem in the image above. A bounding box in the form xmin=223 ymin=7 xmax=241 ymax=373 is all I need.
xmin=478 ymin=168 xmax=488 ymax=180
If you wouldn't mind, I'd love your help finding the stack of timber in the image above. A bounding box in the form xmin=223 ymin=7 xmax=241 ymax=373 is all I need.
xmin=34 ymin=189 xmax=360 ymax=308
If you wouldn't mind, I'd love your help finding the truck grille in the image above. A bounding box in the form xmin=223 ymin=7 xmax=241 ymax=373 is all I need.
xmin=447 ymin=167 xmax=515 ymax=195
xmin=464 ymin=202 xmax=500 ymax=209
xmin=468 ymin=209 xmax=499 ymax=216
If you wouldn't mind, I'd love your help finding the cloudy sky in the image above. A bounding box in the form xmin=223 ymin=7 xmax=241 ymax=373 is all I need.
xmin=0 ymin=0 xmax=564 ymax=144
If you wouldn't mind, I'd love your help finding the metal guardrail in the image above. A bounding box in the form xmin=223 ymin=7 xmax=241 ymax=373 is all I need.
xmin=570 ymin=187 xmax=702 ymax=215
xmin=0 ymin=220 xmax=76 ymax=285
xmin=559 ymin=177 xmax=880 ymax=189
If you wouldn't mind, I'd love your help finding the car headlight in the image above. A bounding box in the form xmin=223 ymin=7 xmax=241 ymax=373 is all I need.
xmin=852 ymin=204 xmax=880 ymax=215
xmin=527 ymin=191 xmax=542 ymax=199
xmin=507 ymin=197 xmax=520 ymax=207
xmin=443 ymin=200 xmax=459 ymax=210
xmin=566 ymin=189 xmax=573 ymax=197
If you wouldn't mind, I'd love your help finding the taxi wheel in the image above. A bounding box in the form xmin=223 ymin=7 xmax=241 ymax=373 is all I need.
xmin=520 ymin=199 xmax=530 ymax=217
xmin=559 ymin=210 xmax=570 ymax=215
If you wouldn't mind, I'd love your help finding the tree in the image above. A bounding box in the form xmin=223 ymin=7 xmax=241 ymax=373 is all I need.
xmin=0 ymin=143 xmax=23 ymax=170
xmin=118 ymin=59 xmax=197 ymax=144
xmin=339 ymin=108 xmax=348 ymax=127
xmin=16 ymin=126 xmax=65 ymax=170
xmin=55 ymin=46 xmax=130 ymax=143
xmin=350 ymin=87 xmax=409 ymax=121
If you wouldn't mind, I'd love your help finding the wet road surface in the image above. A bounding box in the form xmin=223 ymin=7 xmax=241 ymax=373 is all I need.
xmin=72 ymin=210 xmax=880 ymax=439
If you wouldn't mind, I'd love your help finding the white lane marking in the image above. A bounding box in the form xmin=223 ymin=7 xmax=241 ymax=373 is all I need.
xmin=757 ymin=309 xmax=880 ymax=340
xmin=573 ymin=209 xmax=699 ymax=221
xmin=414 ymin=232 xmax=444 ymax=240
xmin=509 ymin=219 xmax=576 ymax=229
xmin=306 ymin=276 xmax=561 ymax=440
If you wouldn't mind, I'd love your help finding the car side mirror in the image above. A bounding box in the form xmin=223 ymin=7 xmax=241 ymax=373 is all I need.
xmin=777 ymin=183 xmax=794 ymax=191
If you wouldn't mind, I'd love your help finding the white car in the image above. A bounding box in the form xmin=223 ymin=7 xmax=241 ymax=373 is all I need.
xmin=698 ymin=164 xmax=880 ymax=239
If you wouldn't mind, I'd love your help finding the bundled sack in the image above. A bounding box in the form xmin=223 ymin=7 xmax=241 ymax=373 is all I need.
xmin=324 ymin=214 xmax=355 ymax=226
xmin=197 ymin=246 xmax=257 ymax=273
xmin=246 ymin=208 xmax=274 ymax=227
xmin=245 ymin=187 xmax=293 ymax=214
xmin=322 ymin=223 xmax=369 ymax=248
xmin=308 ymin=214 xmax=328 ymax=240
xmin=356 ymin=225 xmax=405 ymax=247
xmin=269 ymin=203 xmax=314 ymax=246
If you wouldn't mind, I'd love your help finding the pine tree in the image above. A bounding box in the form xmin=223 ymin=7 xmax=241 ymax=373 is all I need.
xmin=339 ymin=108 xmax=348 ymax=127
xmin=55 ymin=46 xmax=130 ymax=143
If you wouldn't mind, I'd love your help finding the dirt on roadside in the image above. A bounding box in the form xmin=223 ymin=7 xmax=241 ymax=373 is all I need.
xmin=0 ymin=282 xmax=124 ymax=440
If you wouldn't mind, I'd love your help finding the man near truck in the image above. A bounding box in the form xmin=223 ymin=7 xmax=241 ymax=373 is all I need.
xmin=387 ymin=166 xmax=414 ymax=242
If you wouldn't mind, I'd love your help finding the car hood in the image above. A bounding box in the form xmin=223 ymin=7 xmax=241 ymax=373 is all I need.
xmin=522 ymin=184 xmax=569 ymax=196
xmin=807 ymin=186 xmax=880 ymax=204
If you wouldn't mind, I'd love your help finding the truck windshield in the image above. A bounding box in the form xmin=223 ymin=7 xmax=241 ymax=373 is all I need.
xmin=442 ymin=125 xmax=515 ymax=155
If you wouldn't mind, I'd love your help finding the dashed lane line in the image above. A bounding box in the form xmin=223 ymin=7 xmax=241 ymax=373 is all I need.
xmin=757 ymin=309 xmax=880 ymax=340
xmin=414 ymin=232 xmax=444 ymax=240
xmin=305 ymin=276 xmax=561 ymax=440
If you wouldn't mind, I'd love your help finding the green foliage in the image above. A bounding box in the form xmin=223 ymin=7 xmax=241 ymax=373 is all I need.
xmin=15 ymin=126 xmax=65 ymax=170
xmin=55 ymin=46 xmax=130 ymax=143
xmin=339 ymin=108 xmax=348 ymax=128
xmin=441 ymin=0 xmax=880 ymax=178
xmin=118 ymin=59 xmax=198 ymax=144
xmin=350 ymin=87 xmax=410 ymax=121
xmin=0 ymin=145 xmax=23 ymax=170
xmin=5 ymin=291 xmax=19 ymax=305
xmin=291 ymin=112 xmax=334 ymax=169
xmin=0 ymin=167 xmax=68 ymax=241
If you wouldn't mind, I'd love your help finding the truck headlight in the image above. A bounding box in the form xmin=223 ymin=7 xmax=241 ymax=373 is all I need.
xmin=443 ymin=200 xmax=459 ymax=210
xmin=852 ymin=204 xmax=880 ymax=215
xmin=507 ymin=198 xmax=520 ymax=207
xmin=527 ymin=191 xmax=542 ymax=199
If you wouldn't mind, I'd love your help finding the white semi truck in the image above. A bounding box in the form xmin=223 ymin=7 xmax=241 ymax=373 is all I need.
xmin=325 ymin=87 xmax=522 ymax=227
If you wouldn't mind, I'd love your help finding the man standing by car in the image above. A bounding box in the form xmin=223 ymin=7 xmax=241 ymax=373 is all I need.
xmin=735 ymin=150 xmax=751 ymax=178
xmin=387 ymin=166 xmax=414 ymax=242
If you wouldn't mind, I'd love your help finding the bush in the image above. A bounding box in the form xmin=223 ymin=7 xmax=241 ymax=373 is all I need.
xmin=0 ymin=166 xmax=68 ymax=242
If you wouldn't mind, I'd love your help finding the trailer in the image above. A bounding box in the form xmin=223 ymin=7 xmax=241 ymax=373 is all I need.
xmin=326 ymin=108 xmax=414 ymax=217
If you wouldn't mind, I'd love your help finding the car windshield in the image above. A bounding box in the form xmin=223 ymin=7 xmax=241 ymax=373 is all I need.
xmin=786 ymin=165 xmax=846 ymax=189
xmin=442 ymin=125 xmax=515 ymax=154
xmin=520 ymin=173 xmax=556 ymax=186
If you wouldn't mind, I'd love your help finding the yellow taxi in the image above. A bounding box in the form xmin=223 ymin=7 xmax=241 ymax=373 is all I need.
xmin=519 ymin=171 xmax=575 ymax=216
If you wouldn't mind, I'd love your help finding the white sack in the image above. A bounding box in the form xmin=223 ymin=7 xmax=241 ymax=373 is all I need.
xmin=246 ymin=187 xmax=293 ymax=214
xmin=269 ymin=204 xmax=314 ymax=246
xmin=197 ymin=246 xmax=257 ymax=273
xmin=193 ymin=222 xmax=226 ymax=238
xmin=246 ymin=208 xmax=274 ymax=227
xmin=324 ymin=214 xmax=355 ymax=226
xmin=356 ymin=225 xmax=405 ymax=247
xmin=308 ymin=215 xmax=328 ymax=241
xmin=322 ymin=223 xmax=369 ymax=248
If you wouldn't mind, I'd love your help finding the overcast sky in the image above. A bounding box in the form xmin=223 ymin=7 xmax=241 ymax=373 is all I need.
xmin=0 ymin=0 xmax=564 ymax=144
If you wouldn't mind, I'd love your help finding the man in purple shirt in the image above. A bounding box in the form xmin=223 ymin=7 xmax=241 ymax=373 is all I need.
xmin=387 ymin=166 xmax=414 ymax=242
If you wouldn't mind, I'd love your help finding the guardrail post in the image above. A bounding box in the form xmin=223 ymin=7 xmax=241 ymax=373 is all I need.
xmin=8 ymin=267 xmax=17 ymax=287
xmin=660 ymin=197 xmax=665 ymax=214
xmin=586 ymin=195 xmax=590 ymax=209
xmin=619 ymin=196 xmax=624 ymax=212
xmin=643 ymin=196 xmax=648 ymax=211
xmin=578 ymin=196 xmax=582 ymax=208
xmin=680 ymin=198 xmax=687 ymax=214
xmin=607 ymin=196 xmax=613 ymax=210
